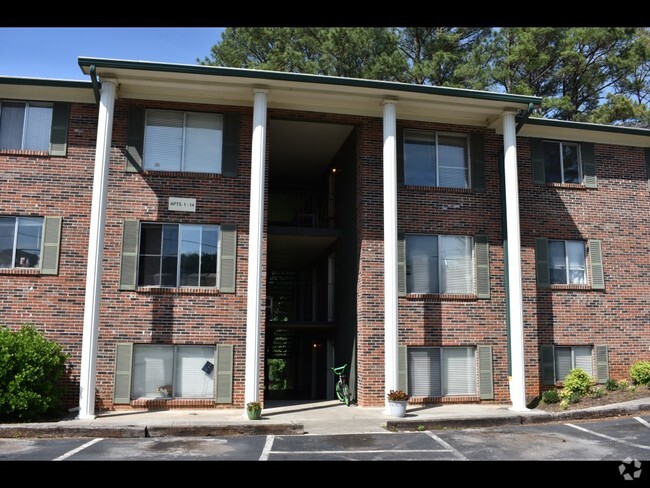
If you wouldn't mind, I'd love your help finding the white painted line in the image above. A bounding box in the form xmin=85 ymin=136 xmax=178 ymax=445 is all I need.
xmin=425 ymin=431 xmax=468 ymax=460
xmin=271 ymin=449 xmax=450 ymax=454
xmin=53 ymin=438 xmax=104 ymax=461
xmin=259 ymin=434 xmax=275 ymax=461
xmin=635 ymin=417 xmax=650 ymax=429
xmin=565 ymin=423 xmax=650 ymax=450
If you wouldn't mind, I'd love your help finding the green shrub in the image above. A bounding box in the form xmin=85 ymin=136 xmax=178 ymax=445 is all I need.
xmin=630 ymin=361 xmax=650 ymax=386
xmin=0 ymin=325 xmax=69 ymax=422
xmin=560 ymin=399 xmax=570 ymax=410
xmin=605 ymin=378 xmax=619 ymax=391
xmin=541 ymin=389 xmax=560 ymax=404
xmin=569 ymin=391 xmax=582 ymax=404
xmin=562 ymin=368 xmax=593 ymax=397
xmin=590 ymin=386 xmax=607 ymax=398
xmin=618 ymin=379 xmax=630 ymax=390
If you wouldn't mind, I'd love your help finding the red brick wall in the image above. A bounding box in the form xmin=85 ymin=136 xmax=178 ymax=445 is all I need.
xmin=0 ymin=102 xmax=98 ymax=408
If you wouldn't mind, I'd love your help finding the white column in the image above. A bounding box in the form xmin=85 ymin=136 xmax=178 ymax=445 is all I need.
xmin=502 ymin=112 xmax=528 ymax=412
xmin=382 ymin=100 xmax=399 ymax=414
xmin=78 ymin=79 xmax=117 ymax=419
xmin=244 ymin=89 xmax=268 ymax=411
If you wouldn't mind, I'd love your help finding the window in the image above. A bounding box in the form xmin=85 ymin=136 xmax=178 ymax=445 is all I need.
xmin=132 ymin=344 xmax=215 ymax=399
xmin=0 ymin=101 xmax=53 ymax=151
xmin=138 ymin=223 xmax=220 ymax=288
xmin=405 ymin=234 xmax=473 ymax=294
xmin=407 ymin=347 xmax=477 ymax=397
xmin=555 ymin=346 xmax=593 ymax=381
xmin=143 ymin=109 xmax=223 ymax=173
xmin=0 ymin=217 xmax=43 ymax=269
xmin=543 ymin=141 xmax=581 ymax=184
xmin=548 ymin=240 xmax=586 ymax=285
xmin=403 ymin=129 xmax=469 ymax=188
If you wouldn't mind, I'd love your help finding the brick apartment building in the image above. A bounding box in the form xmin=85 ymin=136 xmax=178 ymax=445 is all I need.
xmin=1 ymin=58 xmax=649 ymax=418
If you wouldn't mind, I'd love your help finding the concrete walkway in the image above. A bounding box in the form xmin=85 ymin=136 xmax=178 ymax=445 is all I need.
xmin=1 ymin=398 xmax=650 ymax=439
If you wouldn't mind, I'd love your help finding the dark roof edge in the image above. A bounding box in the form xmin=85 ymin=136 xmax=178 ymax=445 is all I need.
xmin=78 ymin=57 xmax=542 ymax=105
xmin=524 ymin=116 xmax=650 ymax=137
xmin=0 ymin=76 xmax=92 ymax=89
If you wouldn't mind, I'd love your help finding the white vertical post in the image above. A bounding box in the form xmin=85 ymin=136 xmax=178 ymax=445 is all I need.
xmin=502 ymin=112 xmax=528 ymax=412
xmin=245 ymin=88 xmax=268 ymax=411
xmin=382 ymin=100 xmax=399 ymax=413
xmin=78 ymin=79 xmax=117 ymax=419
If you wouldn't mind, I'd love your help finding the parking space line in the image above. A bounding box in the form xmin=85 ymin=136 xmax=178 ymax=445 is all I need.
xmin=259 ymin=435 xmax=275 ymax=461
xmin=635 ymin=417 xmax=650 ymax=429
xmin=270 ymin=449 xmax=450 ymax=455
xmin=425 ymin=431 xmax=468 ymax=460
xmin=53 ymin=438 xmax=104 ymax=461
xmin=565 ymin=423 xmax=650 ymax=450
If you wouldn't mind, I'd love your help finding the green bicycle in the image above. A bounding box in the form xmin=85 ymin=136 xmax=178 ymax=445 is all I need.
xmin=332 ymin=364 xmax=351 ymax=406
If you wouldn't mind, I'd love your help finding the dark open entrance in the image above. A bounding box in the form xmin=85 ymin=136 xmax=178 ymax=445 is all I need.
xmin=265 ymin=119 xmax=357 ymax=401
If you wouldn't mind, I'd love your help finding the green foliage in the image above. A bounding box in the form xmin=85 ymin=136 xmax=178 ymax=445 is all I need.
xmin=630 ymin=361 xmax=650 ymax=385
xmin=560 ymin=399 xmax=570 ymax=410
xmin=387 ymin=390 xmax=409 ymax=401
xmin=618 ymin=379 xmax=630 ymax=390
xmin=541 ymin=389 xmax=560 ymax=404
xmin=267 ymin=358 xmax=287 ymax=391
xmin=605 ymin=378 xmax=619 ymax=391
xmin=562 ymin=368 xmax=593 ymax=397
xmin=590 ymin=386 xmax=607 ymax=399
xmin=0 ymin=325 xmax=69 ymax=422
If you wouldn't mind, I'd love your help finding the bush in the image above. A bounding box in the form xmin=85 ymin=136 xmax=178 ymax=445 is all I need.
xmin=541 ymin=389 xmax=560 ymax=404
xmin=630 ymin=361 xmax=650 ymax=386
xmin=0 ymin=325 xmax=69 ymax=422
xmin=562 ymin=368 xmax=593 ymax=397
xmin=618 ymin=379 xmax=630 ymax=390
xmin=605 ymin=378 xmax=619 ymax=391
xmin=590 ymin=386 xmax=607 ymax=399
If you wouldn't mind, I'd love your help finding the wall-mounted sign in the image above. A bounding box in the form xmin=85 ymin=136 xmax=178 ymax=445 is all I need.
xmin=168 ymin=197 xmax=196 ymax=212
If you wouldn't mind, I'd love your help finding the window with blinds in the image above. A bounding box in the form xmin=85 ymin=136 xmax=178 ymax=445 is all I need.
xmin=406 ymin=234 xmax=473 ymax=294
xmin=548 ymin=240 xmax=587 ymax=285
xmin=407 ymin=347 xmax=477 ymax=397
xmin=143 ymin=109 xmax=223 ymax=173
xmin=403 ymin=129 xmax=469 ymax=188
xmin=0 ymin=216 xmax=43 ymax=269
xmin=132 ymin=344 xmax=215 ymax=399
xmin=555 ymin=346 xmax=593 ymax=381
xmin=0 ymin=101 xmax=53 ymax=151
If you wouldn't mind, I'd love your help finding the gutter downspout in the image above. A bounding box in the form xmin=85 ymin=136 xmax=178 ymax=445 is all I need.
xmin=90 ymin=65 xmax=102 ymax=106
xmin=516 ymin=102 xmax=535 ymax=134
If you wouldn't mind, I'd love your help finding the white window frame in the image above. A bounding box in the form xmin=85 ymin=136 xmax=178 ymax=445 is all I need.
xmin=0 ymin=100 xmax=53 ymax=151
xmin=555 ymin=345 xmax=593 ymax=382
xmin=548 ymin=239 xmax=587 ymax=285
xmin=403 ymin=129 xmax=471 ymax=189
xmin=0 ymin=216 xmax=43 ymax=269
xmin=544 ymin=140 xmax=582 ymax=184
xmin=138 ymin=222 xmax=222 ymax=288
xmin=405 ymin=234 xmax=475 ymax=294
xmin=131 ymin=344 xmax=216 ymax=399
xmin=407 ymin=346 xmax=478 ymax=397
xmin=142 ymin=109 xmax=223 ymax=173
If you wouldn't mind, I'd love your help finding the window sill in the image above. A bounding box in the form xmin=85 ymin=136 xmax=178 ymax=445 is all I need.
xmin=544 ymin=182 xmax=588 ymax=190
xmin=139 ymin=170 xmax=223 ymax=179
xmin=549 ymin=284 xmax=592 ymax=291
xmin=0 ymin=149 xmax=50 ymax=157
xmin=0 ymin=267 xmax=41 ymax=275
xmin=136 ymin=286 xmax=221 ymax=296
xmin=404 ymin=293 xmax=477 ymax=302
xmin=401 ymin=185 xmax=473 ymax=194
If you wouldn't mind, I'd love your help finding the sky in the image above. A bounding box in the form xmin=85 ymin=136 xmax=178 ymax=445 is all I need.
xmin=0 ymin=28 xmax=225 ymax=80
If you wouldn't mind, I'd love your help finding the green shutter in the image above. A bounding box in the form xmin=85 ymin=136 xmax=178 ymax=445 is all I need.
xmin=221 ymin=112 xmax=240 ymax=176
xmin=645 ymin=148 xmax=650 ymax=191
xmin=113 ymin=343 xmax=133 ymax=404
xmin=530 ymin=138 xmax=545 ymax=184
xmin=49 ymin=103 xmax=69 ymax=156
xmin=397 ymin=233 xmax=406 ymax=297
xmin=535 ymin=237 xmax=550 ymax=288
xmin=398 ymin=344 xmax=408 ymax=393
xmin=540 ymin=344 xmax=556 ymax=385
xmin=470 ymin=133 xmax=486 ymax=192
xmin=215 ymin=344 xmax=234 ymax=403
xmin=477 ymin=345 xmax=494 ymax=400
xmin=595 ymin=345 xmax=609 ymax=384
xmin=119 ymin=219 xmax=140 ymax=290
xmin=40 ymin=216 xmax=62 ymax=275
xmin=475 ymin=235 xmax=490 ymax=299
xmin=589 ymin=239 xmax=605 ymax=290
xmin=219 ymin=224 xmax=237 ymax=293
xmin=126 ymin=106 xmax=145 ymax=173
xmin=396 ymin=127 xmax=404 ymax=186
xmin=581 ymin=142 xmax=597 ymax=188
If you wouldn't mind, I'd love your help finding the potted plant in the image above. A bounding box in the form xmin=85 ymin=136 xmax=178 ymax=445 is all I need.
xmin=387 ymin=389 xmax=409 ymax=418
xmin=246 ymin=401 xmax=262 ymax=420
